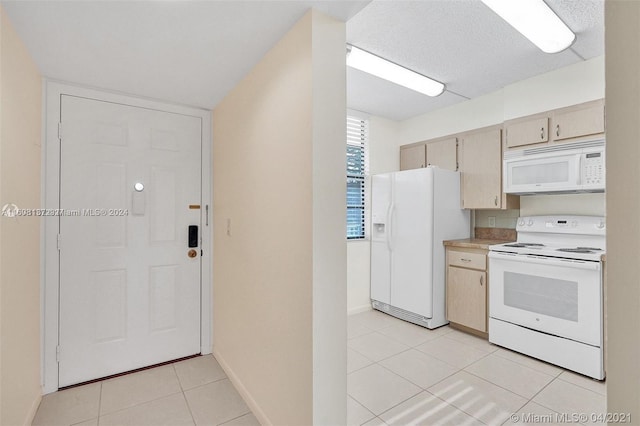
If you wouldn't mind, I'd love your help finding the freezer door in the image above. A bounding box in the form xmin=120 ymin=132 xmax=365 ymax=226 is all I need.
xmin=370 ymin=173 xmax=392 ymax=304
xmin=390 ymin=169 xmax=434 ymax=318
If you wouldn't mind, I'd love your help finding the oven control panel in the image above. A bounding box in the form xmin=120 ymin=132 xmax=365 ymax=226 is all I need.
xmin=516 ymin=215 xmax=606 ymax=235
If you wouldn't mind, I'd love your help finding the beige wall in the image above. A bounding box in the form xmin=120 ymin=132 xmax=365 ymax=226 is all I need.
xmin=0 ymin=7 xmax=43 ymax=425
xmin=605 ymin=0 xmax=640 ymax=419
xmin=398 ymin=56 xmax=605 ymax=146
xmin=212 ymin=10 xmax=346 ymax=425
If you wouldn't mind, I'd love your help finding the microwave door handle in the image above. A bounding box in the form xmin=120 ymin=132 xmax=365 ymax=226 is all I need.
xmin=577 ymin=154 xmax=584 ymax=185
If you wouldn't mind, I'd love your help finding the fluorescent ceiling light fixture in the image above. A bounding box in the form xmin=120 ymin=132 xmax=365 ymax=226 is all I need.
xmin=346 ymin=45 xmax=445 ymax=97
xmin=481 ymin=0 xmax=575 ymax=54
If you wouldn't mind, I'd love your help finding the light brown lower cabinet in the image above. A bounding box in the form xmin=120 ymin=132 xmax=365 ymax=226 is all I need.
xmin=446 ymin=247 xmax=488 ymax=334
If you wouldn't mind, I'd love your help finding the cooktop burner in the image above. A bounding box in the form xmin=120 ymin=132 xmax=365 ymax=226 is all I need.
xmin=557 ymin=247 xmax=603 ymax=254
xmin=503 ymin=242 xmax=545 ymax=248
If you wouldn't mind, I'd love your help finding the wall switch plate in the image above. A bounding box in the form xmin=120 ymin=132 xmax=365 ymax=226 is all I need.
xmin=488 ymin=216 xmax=496 ymax=228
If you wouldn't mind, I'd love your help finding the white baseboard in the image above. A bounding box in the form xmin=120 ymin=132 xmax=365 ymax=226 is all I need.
xmin=347 ymin=304 xmax=372 ymax=316
xmin=213 ymin=347 xmax=272 ymax=426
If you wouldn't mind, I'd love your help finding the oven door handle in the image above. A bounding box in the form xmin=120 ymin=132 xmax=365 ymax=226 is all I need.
xmin=488 ymin=251 xmax=601 ymax=271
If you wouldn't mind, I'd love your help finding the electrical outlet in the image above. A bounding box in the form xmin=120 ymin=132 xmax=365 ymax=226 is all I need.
xmin=488 ymin=216 xmax=496 ymax=228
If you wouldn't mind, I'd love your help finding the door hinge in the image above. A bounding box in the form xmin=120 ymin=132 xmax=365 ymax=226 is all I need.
xmin=57 ymin=234 xmax=62 ymax=251
xmin=58 ymin=122 xmax=63 ymax=140
xmin=56 ymin=345 xmax=60 ymax=363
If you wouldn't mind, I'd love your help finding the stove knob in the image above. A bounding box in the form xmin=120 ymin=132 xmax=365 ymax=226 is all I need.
xmin=527 ymin=219 xmax=534 ymax=226
xmin=597 ymin=221 xmax=605 ymax=229
xmin=518 ymin=219 xmax=525 ymax=226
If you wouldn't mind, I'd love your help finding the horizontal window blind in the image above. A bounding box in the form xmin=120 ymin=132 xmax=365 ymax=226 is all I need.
xmin=346 ymin=116 xmax=368 ymax=239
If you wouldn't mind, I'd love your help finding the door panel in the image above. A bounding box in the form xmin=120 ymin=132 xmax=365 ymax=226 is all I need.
xmin=59 ymin=95 xmax=202 ymax=386
xmin=370 ymin=174 xmax=392 ymax=304
xmin=390 ymin=169 xmax=433 ymax=318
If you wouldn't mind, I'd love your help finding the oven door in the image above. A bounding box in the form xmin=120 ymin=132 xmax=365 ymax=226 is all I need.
xmin=489 ymin=251 xmax=602 ymax=346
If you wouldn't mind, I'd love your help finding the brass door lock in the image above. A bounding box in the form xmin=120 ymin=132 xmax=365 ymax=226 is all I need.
xmin=188 ymin=249 xmax=198 ymax=258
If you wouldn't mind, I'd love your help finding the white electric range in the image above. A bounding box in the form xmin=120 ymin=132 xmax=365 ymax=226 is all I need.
xmin=488 ymin=215 xmax=605 ymax=380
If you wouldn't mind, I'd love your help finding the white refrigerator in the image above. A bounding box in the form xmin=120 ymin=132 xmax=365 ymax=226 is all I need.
xmin=370 ymin=167 xmax=470 ymax=329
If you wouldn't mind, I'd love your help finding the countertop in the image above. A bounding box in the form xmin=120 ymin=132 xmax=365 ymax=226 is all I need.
xmin=443 ymin=238 xmax=514 ymax=250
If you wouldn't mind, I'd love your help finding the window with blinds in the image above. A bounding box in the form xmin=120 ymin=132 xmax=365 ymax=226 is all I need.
xmin=346 ymin=116 xmax=368 ymax=239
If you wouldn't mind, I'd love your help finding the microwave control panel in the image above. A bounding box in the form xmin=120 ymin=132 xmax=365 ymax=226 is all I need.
xmin=581 ymin=152 xmax=605 ymax=186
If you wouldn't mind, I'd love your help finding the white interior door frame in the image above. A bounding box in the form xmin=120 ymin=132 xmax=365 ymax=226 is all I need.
xmin=41 ymin=81 xmax=213 ymax=394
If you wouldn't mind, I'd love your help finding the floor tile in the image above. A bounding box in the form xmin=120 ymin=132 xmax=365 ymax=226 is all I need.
xmin=99 ymin=392 xmax=194 ymax=426
xmin=348 ymin=364 xmax=421 ymax=416
xmin=32 ymin=382 xmax=101 ymax=426
xmin=428 ymin=371 xmax=527 ymax=425
xmin=465 ymin=353 xmax=555 ymax=399
xmin=348 ymin=332 xmax=410 ymax=362
xmin=219 ymin=413 xmax=261 ymax=426
xmin=348 ymin=348 xmax=374 ymax=374
xmin=349 ymin=317 xmax=375 ymax=340
xmin=557 ymin=370 xmax=606 ymax=395
xmin=533 ymin=378 xmax=606 ymax=420
xmin=379 ymin=349 xmax=459 ymax=389
xmin=100 ymin=365 xmax=182 ymax=415
xmin=504 ymin=401 xmax=580 ymax=426
xmin=348 ymin=395 xmax=376 ymax=426
xmin=350 ymin=310 xmax=401 ymax=330
xmin=362 ymin=417 xmax=389 ymax=426
xmin=185 ymin=379 xmax=250 ymax=425
xmin=378 ymin=320 xmax=444 ymax=347
xmin=379 ymin=391 xmax=483 ymax=426
xmin=445 ymin=329 xmax=498 ymax=353
xmin=71 ymin=419 xmax=98 ymax=426
xmin=416 ymin=336 xmax=490 ymax=368
xmin=493 ymin=348 xmax=564 ymax=377
xmin=174 ymin=355 xmax=227 ymax=391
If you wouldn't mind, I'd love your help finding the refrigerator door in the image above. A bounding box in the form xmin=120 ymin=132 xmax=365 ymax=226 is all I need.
xmin=370 ymin=173 xmax=392 ymax=304
xmin=390 ymin=168 xmax=434 ymax=318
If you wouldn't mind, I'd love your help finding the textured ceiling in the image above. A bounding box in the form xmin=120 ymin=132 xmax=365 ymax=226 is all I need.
xmin=346 ymin=0 xmax=604 ymax=121
xmin=2 ymin=1 xmax=603 ymax=121
xmin=1 ymin=0 xmax=370 ymax=110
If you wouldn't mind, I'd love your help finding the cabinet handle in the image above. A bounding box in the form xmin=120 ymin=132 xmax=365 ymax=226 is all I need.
xmin=540 ymin=127 xmax=544 ymax=139
xmin=556 ymin=124 xmax=560 ymax=137
xmin=494 ymin=195 xmax=498 ymax=206
xmin=480 ymin=276 xmax=484 ymax=286
xmin=461 ymin=258 xmax=472 ymax=262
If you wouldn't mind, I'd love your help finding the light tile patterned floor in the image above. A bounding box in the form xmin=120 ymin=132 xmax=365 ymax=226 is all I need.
xmin=348 ymin=310 xmax=607 ymax=426
xmin=33 ymin=311 xmax=607 ymax=426
xmin=32 ymin=355 xmax=259 ymax=426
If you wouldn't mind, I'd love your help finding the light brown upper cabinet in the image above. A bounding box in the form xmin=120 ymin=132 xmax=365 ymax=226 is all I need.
xmin=400 ymin=137 xmax=457 ymax=171
xmin=400 ymin=143 xmax=426 ymax=170
xmin=504 ymin=99 xmax=605 ymax=150
xmin=426 ymin=138 xmax=458 ymax=171
xmin=551 ymin=99 xmax=605 ymax=142
xmin=504 ymin=115 xmax=549 ymax=149
xmin=460 ymin=126 xmax=519 ymax=210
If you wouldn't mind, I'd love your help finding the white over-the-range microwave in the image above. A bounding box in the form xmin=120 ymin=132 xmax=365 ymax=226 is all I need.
xmin=503 ymin=139 xmax=605 ymax=195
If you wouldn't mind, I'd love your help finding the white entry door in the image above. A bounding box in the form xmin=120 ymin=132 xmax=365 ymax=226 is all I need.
xmin=58 ymin=95 xmax=202 ymax=387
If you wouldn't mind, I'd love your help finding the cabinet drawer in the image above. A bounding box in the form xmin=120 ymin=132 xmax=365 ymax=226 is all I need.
xmin=448 ymin=250 xmax=486 ymax=270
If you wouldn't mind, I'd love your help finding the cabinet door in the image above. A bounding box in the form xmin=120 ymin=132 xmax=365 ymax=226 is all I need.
xmin=552 ymin=100 xmax=605 ymax=142
xmin=460 ymin=129 xmax=502 ymax=209
xmin=400 ymin=144 xmax=426 ymax=170
xmin=426 ymin=138 xmax=457 ymax=170
xmin=505 ymin=117 xmax=549 ymax=149
xmin=447 ymin=266 xmax=487 ymax=332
